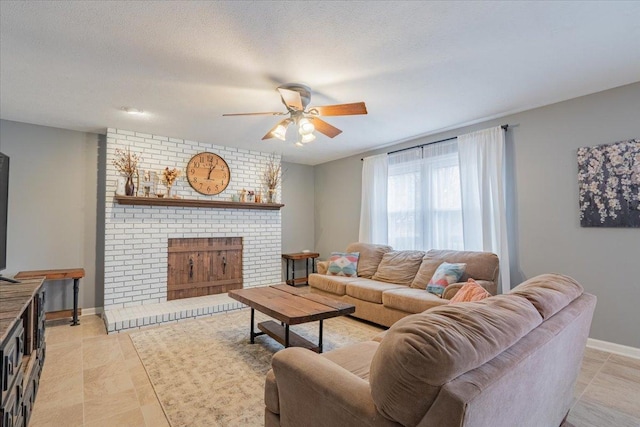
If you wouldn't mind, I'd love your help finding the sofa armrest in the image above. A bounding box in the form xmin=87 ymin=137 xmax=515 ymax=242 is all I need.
xmin=442 ymin=283 xmax=464 ymax=300
xmin=317 ymin=260 xmax=329 ymax=275
xmin=443 ymin=280 xmax=496 ymax=300
xmin=270 ymin=347 xmax=398 ymax=427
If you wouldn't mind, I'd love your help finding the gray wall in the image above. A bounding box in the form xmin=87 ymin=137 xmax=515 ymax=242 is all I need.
xmin=281 ymin=161 xmax=315 ymax=279
xmin=0 ymin=119 xmax=102 ymax=311
xmin=314 ymin=82 xmax=640 ymax=348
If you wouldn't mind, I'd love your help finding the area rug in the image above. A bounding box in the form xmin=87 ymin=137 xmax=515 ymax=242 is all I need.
xmin=129 ymin=309 xmax=385 ymax=427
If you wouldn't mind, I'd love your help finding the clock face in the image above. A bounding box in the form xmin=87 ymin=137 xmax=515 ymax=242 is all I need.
xmin=186 ymin=152 xmax=230 ymax=195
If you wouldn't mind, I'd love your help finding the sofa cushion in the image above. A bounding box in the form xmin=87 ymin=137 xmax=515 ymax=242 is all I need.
xmin=321 ymin=341 xmax=379 ymax=381
xmin=327 ymin=252 xmax=359 ymax=277
xmin=510 ymin=273 xmax=583 ymax=320
xmin=346 ymin=279 xmax=406 ymax=304
xmin=427 ymin=249 xmax=499 ymax=283
xmin=308 ymin=273 xmax=359 ymax=296
xmin=382 ymin=288 xmax=449 ymax=314
xmin=410 ymin=257 xmax=443 ymax=289
xmin=371 ymin=250 xmax=425 ymax=286
xmin=449 ymin=279 xmax=492 ymax=303
xmin=346 ymin=242 xmax=393 ymax=279
xmin=369 ymin=295 xmax=542 ymax=426
xmin=426 ymin=262 xmax=466 ymax=296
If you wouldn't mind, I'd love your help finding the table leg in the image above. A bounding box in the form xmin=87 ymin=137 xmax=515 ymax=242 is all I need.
xmin=250 ymin=308 xmax=255 ymax=344
xmin=71 ymin=278 xmax=80 ymax=326
xmin=291 ymin=260 xmax=295 ymax=286
xmin=318 ymin=319 xmax=323 ymax=353
xmin=285 ymin=324 xmax=290 ymax=347
xmin=305 ymin=259 xmax=309 ymax=285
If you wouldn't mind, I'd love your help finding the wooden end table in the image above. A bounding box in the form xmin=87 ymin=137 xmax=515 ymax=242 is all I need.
xmin=228 ymin=284 xmax=355 ymax=353
xmin=14 ymin=268 xmax=85 ymax=326
xmin=282 ymin=252 xmax=320 ymax=286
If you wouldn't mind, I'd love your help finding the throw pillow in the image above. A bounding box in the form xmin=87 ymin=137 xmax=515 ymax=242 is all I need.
xmin=327 ymin=252 xmax=359 ymax=277
xmin=449 ymin=279 xmax=491 ymax=303
xmin=426 ymin=262 xmax=466 ymax=296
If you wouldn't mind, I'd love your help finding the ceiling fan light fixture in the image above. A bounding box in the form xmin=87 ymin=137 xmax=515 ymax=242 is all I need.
xmin=271 ymin=122 xmax=290 ymax=141
xmin=300 ymin=133 xmax=316 ymax=144
xmin=298 ymin=117 xmax=315 ymax=135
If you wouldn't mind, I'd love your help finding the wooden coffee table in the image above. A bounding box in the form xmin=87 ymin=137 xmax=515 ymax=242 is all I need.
xmin=228 ymin=284 xmax=355 ymax=353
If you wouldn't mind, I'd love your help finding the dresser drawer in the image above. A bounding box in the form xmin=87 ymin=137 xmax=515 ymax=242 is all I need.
xmin=1 ymin=368 xmax=23 ymax=427
xmin=1 ymin=321 xmax=24 ymax=405
xmin=23 ymin=366 xmax=40 ymax=427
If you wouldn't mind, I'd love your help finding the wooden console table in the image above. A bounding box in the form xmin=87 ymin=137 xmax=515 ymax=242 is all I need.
xmin=282 ymin=252 xmax=320 ymax=286
xmin=14 ymin=268 xmax=85 ymax=326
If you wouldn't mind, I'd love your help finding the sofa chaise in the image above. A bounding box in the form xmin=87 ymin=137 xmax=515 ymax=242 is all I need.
xmin=309 ymin=242 xmax=500 ymax=327
xmin=265 ymin=273 xmax=597 ymax=427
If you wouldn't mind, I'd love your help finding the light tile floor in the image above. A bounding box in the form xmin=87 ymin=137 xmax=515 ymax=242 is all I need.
xmin=30 ymin=314 xmax=640 ymax=427
xmin=30 ymin=315 xmax=169 ymax=427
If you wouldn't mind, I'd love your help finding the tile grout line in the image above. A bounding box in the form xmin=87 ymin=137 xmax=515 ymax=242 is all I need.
xmin=572 ymin=351 xmax=612 ymax=408
xmin=128 ymin=332 xmax=172 ymax=426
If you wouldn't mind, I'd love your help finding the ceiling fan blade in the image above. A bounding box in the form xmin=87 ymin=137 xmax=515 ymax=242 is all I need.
xmin=277 ymin=88 xmax=303 ymax=111
xmin=261 ymin=118 xmax=291 ymax=140
xmin=309 ymin=102 xmax=367 ymax=116
xmin=222 ymin=112 xmax=285 ymax=116
xmin=309 ymin=117 xmax=342 ymax=138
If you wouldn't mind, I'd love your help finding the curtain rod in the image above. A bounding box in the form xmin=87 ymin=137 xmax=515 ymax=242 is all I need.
xmin=361 ymin=124 xmax=508 ymax=161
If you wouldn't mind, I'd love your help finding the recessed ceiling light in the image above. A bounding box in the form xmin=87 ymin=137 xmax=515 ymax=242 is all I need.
xmin=122 ymin=107 xmax=144 ymax=115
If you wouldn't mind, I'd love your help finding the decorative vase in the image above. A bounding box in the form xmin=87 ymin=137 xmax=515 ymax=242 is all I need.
xmin=125 ymin=176 xmax=135 ymax=196
xmin=166 ymin=184 xmax=172 ymax=198
xmin=267 ymin=189 xmax=276 ymax=204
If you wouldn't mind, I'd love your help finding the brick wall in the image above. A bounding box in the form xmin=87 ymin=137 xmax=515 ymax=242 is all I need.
xmin=104 ymin=129 xmax=282 ymax=310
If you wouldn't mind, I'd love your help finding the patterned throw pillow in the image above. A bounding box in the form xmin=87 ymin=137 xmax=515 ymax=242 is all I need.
xmin=327 ymin=252 xmax=360 ymax=277
xmin=426 ymin=262 xmax=466 ymax=296
xmin=449 ymin=279 xmax=491 ymax=303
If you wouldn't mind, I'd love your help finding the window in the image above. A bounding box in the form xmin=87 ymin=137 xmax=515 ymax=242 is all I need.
xmin=387 ymin=140 xmax=463 ymax=250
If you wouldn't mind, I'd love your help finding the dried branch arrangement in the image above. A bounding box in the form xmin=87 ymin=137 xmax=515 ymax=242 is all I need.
xmin=262 ymin=153 xmax=282 ymax=191
xmin=112 ymin=147 xmax=141 ymax=177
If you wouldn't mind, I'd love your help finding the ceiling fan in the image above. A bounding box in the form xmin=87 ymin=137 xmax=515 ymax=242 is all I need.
xmin=223 ymin=83 xmax=367 ymax=145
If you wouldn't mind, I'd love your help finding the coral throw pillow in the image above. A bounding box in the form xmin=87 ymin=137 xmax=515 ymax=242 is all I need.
xmin=449 ymin=279 xmax=492 ymax=303
xmin=327 ymin=252 xmax=359 ymax=277
xmin=426 ymin=262 xmax=466 ymax=296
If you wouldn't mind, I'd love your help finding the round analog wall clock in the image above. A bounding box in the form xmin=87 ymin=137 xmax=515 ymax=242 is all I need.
xmin=186 ymin=152 xmax=231 ymax=195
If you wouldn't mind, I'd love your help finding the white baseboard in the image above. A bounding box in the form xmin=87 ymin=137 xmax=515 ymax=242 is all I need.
xmin=587 ymin=338 xmax=640 ymax=360
xmin=81 ymin=307 xmax=103 ymax=316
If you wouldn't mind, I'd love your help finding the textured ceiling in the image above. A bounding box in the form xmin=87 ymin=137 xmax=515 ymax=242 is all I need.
xmin=1 ymin=1 xmax=639 ymax=165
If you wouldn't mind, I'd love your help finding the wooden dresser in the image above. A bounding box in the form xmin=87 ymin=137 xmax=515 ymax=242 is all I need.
xmin=0 ymin=278 xmax=46 ymax=427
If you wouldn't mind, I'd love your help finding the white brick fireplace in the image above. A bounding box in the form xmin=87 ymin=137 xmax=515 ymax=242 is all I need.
xmin=103 ymin=129 xmax=282 ymax=332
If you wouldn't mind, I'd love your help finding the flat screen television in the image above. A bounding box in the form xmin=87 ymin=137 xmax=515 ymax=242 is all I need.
xmin=0 ymin=152 xmax=19 ymax=282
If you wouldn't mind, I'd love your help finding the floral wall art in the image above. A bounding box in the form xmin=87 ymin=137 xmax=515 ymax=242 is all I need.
xmin=577 ymin=139 xmax=640 ymax=227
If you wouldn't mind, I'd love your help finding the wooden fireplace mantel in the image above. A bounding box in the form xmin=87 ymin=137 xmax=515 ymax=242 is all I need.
xmin=114 ymin=195 xmax=284 ymax=210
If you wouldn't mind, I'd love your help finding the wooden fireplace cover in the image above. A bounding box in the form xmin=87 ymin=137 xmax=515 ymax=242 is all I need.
xmin=167 ymin=237 xmax=242 ymax=300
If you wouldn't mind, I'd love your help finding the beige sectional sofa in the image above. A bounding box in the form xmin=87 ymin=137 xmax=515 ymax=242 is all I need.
xmin=265 ymin=274 xmax=597 ymax=427
xmin=309 ymin=242 xmax=500 ymax=327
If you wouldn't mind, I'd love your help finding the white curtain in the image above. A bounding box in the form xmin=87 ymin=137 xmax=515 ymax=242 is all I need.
xmin=458 ymin=126 xmax=511 ymax=292
xmin=422 ymin=140 xmax=463 ymax=250
xmin=359 ymin=153 xmax=388 ymax=244
xmin=388 ymin=140 xmax=463 ymax=251
xmin=388 ymin=148 xmax=422 ymax=249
